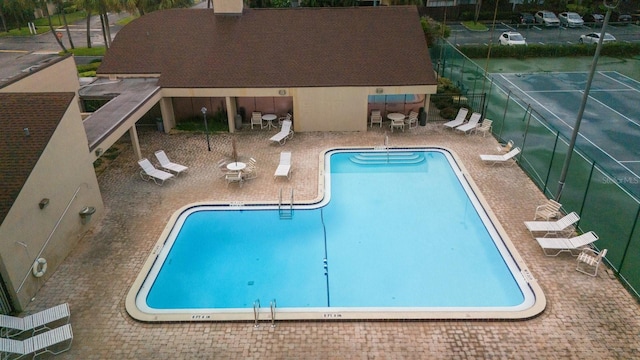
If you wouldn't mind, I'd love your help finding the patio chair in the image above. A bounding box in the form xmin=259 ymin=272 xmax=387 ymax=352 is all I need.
xmin=370 ymin=111 xmax=383 ymax=128
xmin=525 ymin=211 xmax=580 ymax=237
xmin=251 ymin=112 xmax=265 ymax=129
xmin=225 ymin=171 xmax=244 ymax=187
xmin=390 ymin=118 xmax=405 ymax=132
xmin=274 ymin=152 xmax=292 ymax=180
xmin=154 ymin=150 xmax=188 ymax=176
xmin=479 ymin=147 xmax=520 ymax=166
xmin=474 ymin=119 xmax=492 ymax=137
xmin=535 ymin=231 xmax=599 ymax=256
xmin=278 ymin=113 xmax=292 ymax=127
xmin=269 ymin=120 xmax=294 ymax=145
xmin=576 ymin=248 xmax=608 ymax=276
xmin=0 ymin=303 xmax=70 ymax=338
xmin=137 ymin=158 xmax=174 ymax=185
xmin=0 ymin=324 xmax=73 ymax=359
xmin=455 ymin=112 xmax=482 ymax=134
xmin=242 ymin=158 xmax=259 ymax=180
xmin=534 ymin=199 xmax=562 ymax=220
xmin=497 ymin=139 xmax=514 ymax=153
xmin=443 ymin=107 xmax=469 ymax=129
xmin=405 ymin=111 xmax=419 ymax=130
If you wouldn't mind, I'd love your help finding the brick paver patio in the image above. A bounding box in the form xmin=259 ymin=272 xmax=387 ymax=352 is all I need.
xmin=27 ymin=122 xmax=640 ymax=359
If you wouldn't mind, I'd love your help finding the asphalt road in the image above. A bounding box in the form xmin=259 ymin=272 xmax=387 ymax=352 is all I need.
xmin=0 ymin=12 xmax=129 ymax=81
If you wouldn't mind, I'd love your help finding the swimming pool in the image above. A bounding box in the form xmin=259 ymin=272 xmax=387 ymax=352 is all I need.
xmin=126 ymin=148 xmax=545 ymax=321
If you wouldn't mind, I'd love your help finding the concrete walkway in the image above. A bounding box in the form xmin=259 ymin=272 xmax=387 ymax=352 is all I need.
xmin=29 ymin=122 xmax=640 ymax=359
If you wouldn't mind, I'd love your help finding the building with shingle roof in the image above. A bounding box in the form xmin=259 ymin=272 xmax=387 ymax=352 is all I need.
xmin=0 ymin=57 xmax=104 ymax=312
xmin=96 ymin=3 xmax=437 ymax=133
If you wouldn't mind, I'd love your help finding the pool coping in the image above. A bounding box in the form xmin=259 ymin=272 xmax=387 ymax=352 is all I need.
xmin=125 ymin=146 xmax=546 ymax=322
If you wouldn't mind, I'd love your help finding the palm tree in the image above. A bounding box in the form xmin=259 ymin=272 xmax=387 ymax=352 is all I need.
xmin=39 ymin=0 xmax=68 ymax=52
xmin=56 ymin=0 xmax=75 ymax=49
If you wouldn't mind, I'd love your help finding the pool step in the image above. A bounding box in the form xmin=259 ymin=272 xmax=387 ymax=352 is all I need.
xmin=350 ymin=152 xmax=424 ymax=165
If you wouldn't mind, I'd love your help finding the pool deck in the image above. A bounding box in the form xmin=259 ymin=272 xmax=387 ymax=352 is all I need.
xmin=30 ymin=122 xmax=640 ymax=359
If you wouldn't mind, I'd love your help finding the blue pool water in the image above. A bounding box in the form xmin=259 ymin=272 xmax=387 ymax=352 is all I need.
xmin=133 ymin=149 xmax=538 ymax=319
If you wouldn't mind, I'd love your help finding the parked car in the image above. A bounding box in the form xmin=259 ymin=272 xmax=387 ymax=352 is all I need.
xmin=498 ymin=32 xmax=527 ymax=46
xmin=583 ymin=13 xmax=604 ymax=25
xmin=613 ymin=12 xmax=632 ymax=25
xmin=579 ymin=32 xmax=616 ymax=44
xmin=512 ymin=12 xmax=535 ymax=26
xmin=535 ymin=11 xmax=561 ymax=27
xmin=559 ymin=12 xmax=584 ymax=27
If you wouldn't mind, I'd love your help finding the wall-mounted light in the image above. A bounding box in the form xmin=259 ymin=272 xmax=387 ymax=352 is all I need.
xmin=95 ymin=148 xmax=103 ymax=157
xmin=376 ymin=88 xmax=384 ymax=94
xmin=278 ymin=89 xmax=287 ymax=96
xmin=39 ymin=198 xmax=49 ymax=209
xmin=79 ymin=206 xmax=96 ymax=224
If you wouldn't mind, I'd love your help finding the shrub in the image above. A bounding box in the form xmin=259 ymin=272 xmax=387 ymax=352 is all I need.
xmin=458 ymin=42 xmax=640 ymax=59
xmin=440 ymin=106 xmax=460 ymax=120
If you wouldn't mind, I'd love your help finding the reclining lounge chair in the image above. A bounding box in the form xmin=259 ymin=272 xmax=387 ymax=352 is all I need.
xmin=138 ymin=158 xmax=174 ymax=185
xmin=535 ymin=231 xmax=599 ymax=256
xmin=154 ymin=150 xmax=188 ymax=176
xmin=270 ymin=120 xmax=294 ymax=145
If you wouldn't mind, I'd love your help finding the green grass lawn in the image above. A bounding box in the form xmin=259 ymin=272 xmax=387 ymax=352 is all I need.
xmin=0 ymin=11 xmax=88 ymax=37
xmin=461 ymin=21 xmax=488 ymax=31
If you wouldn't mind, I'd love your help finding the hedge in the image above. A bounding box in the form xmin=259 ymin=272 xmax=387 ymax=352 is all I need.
xmin=458 ymin=42 xmax=640 ymax=59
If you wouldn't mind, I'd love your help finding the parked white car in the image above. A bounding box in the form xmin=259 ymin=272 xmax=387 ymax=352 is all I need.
xmin=498 ymin=32 xmax=527 ymax=46
xmin=535 ymin=11 xmax=561 ymax=27
xmin=559 ymin=12 xmax=584 ymax=27
xmin=579 ymin=32 xmax=616 ymax=44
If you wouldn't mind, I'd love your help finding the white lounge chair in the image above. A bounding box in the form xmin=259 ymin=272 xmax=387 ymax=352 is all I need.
xmin=0 ymin=324 xmax=73 ymax=359
xmin=274 ymin=152 xmax=292 ymax=180
xmin=251 ymin=112 xmax=265 ymax=129
xmin=154 ymin=150 xmax=188 ymax=176
xmin=576 ymin=248 xmax=607 ymax=276
xmin=525 ymin=211 xmax=580 ymax=237
xmin=455 ymin=112 xmax=482 ymax=134
xmin=0 ymin=303 xmax=70 ymax=338
xmin=270 ymin=120 xmax=294 ymax=145
xmin=534 ymin=199 xmax=562 ymax=220
xmin=278 ymin=113 xmax=292 ymax=127
xmin=480 ymin=147 xmax=521 ymax=166
xmin=138 ymin=158 xmax=174 ymax=185
xmin=535 ymin=231 xmax=599 ymax=256
xmin=443 ymin=107 xmax=469 ymax=129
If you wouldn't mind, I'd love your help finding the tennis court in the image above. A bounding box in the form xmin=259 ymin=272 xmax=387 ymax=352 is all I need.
xmin=492 ymin=70 xmax=640 ymax=196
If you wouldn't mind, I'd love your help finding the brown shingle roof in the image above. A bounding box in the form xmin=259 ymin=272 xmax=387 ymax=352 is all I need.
xmin=0 ymin=93 xmax=75 ymax=226
xmin=98 ymin=6 xmax=436 ymax=88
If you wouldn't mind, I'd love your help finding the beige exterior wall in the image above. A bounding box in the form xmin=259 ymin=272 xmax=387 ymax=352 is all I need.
xmin=162 ymin=85 xmax=437 ymax=133
xmin=213 ymin=0 xmax=243 ymax=14
xmin=0 ymin=56 xmax=79 ymax=94
xmin=0 ymin=56 xmax=104 ymax=311
xmin=0 ymin=95 xmax=104 ymax=310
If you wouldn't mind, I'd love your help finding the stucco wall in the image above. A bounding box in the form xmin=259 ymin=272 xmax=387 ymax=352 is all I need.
xmin=162 ymin=85 xmax=437 ymax=133
xmin=0 ymin=56 xmax=104 ymax=311
xmin=0 ymin=96 xmax=104 ymax=310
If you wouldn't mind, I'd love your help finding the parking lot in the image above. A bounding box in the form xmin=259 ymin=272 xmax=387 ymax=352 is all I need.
xmin=448 ymin=22 xmax=640 ymax=46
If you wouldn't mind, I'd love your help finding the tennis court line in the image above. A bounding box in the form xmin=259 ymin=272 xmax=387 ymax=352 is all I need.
xmin=495 ymin=73 xmax=640 ymax=179
xmin=583 ymin=92 xmax=640 ymax=129
xmin=600 ymin=71 xmax=640 ymax=93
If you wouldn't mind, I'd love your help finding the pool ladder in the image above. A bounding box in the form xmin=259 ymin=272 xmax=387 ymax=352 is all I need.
xmin=278 ymin=187 xmax=293 ymax=220
xmin=253 ymin=299 xmax=277 ymax=328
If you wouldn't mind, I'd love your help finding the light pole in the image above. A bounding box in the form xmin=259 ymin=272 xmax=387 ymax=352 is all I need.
xmin=201 ymin=107 xmax=211 ymax=152
xmin=555 ymin=0 xmax=618 ymax=201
